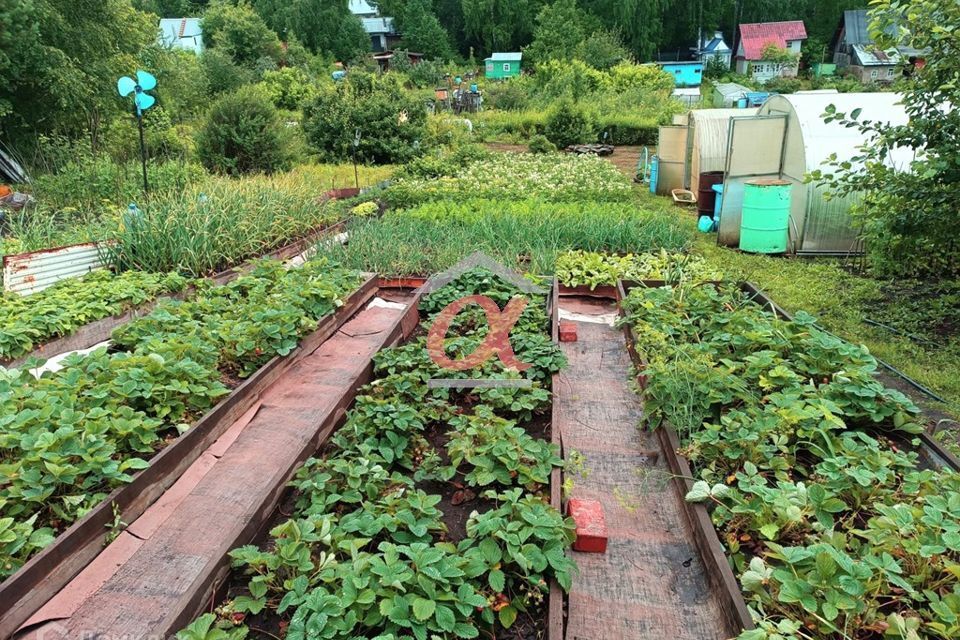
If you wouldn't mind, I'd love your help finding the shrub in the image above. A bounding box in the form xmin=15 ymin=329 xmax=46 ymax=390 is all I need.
xmin=485 ymin=78 xmax=531 ymax=111
xmin=544 ymin=100 xmax=595 ymax=148
xmin=201 ymin=48 xmax=256 ymax=96
xmin=302 ymin=73 xmax=426 ymax=164
xmin=528 ymin=134 xmax=556 ymax=154
xmin=259 ymin=67 xmax=315 ymax=110
xmin=197 ymin=85 xmax=294 ymax=176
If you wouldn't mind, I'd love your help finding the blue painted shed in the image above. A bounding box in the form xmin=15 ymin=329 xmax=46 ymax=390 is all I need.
xmin=658 ymin=61 xmax=704 ymax=88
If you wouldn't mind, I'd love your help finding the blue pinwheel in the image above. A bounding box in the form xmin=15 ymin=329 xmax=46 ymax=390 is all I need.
xmin=117 ymin=70 xmax=157 ymax=116
xmin=116 ymin=70 xmax=158 ymax=193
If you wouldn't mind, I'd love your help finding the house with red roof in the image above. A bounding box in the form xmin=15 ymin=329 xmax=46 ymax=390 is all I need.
xmin=735 ymin=21 xmax=807 ymax=83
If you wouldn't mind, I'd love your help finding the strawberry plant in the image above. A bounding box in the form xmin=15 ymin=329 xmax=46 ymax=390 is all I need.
xmin=621 ymin=282 xmax=960 ymax=639
xmin=198 ymin=269 xmax=575 ymax=639
xmin=0 ymin=269 xmax=189 ymax=361
xmin=443 ymin=408 xmax=562 ymax=491
xmin=0 ymin=258 xmax=363 ymax=579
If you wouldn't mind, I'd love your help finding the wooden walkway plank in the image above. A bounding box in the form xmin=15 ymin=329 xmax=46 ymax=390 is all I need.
xmin=16 ymin=301 xmax=409 ymax=640
xmin=553 ymin=298 xmax=733 ymax=640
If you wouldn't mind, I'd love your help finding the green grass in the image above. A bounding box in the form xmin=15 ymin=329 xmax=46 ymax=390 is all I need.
xmin=319 ymin=198 xmax=691 ymax=276
xmin=631 ymin=190 xmax=960 ymax=424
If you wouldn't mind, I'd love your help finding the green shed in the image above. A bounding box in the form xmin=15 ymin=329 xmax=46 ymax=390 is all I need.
xmin=485 ymin=52 xmax=522 ymax=79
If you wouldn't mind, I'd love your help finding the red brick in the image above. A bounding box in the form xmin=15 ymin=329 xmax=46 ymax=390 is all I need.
xmin=568 ymin=498 xmax=608 ymax=553
xmin=559 ymin=321 xmax=578 ymax=342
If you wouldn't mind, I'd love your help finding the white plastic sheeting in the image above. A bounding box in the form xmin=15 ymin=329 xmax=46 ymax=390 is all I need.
xmin=717 ymin=92 xmax=913 ymax=253
xmin=687 ymin=108 xmax=758 ymax=191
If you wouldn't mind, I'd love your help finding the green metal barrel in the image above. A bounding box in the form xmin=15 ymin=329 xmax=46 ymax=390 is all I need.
xmin=739 ymin=179 xmax=792 ymax=253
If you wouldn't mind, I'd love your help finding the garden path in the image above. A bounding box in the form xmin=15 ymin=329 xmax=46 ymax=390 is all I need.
xmin=553 ymin=297 xmax=732 ymax=640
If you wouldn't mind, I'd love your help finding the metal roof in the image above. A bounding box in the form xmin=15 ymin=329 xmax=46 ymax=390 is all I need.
xmin=852 ymin=44 xmax=901 ymax=66
xmin=702 ymin=37 xmax=729 ymax=53
xmin=739 ymin=21 xmax=807 ymax=60
xmin=361 ymin=17 xmax=396 ymax=34
xmin=486 ymin=52 xmax=522 ymax=61
xmin=713 ymin=81 xmax=751 ymax=97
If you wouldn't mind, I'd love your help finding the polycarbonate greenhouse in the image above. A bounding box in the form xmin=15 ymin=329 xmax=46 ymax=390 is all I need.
xmin=715 ymin=92 xmax=913 ymax=254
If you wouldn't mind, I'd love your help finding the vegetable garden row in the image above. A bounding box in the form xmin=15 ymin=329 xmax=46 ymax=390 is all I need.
xmin=0 ymin=259 xmax=366 ymax=594
xmin=619 ymin=281 xmax=960 ymax=639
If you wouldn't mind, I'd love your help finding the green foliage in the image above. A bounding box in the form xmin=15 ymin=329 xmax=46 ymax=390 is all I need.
xmin=813 ymin=1 xmax=960 ymax=277
xmin=259 ymin=67 xmax=316 ymax=110
xmin=204 ymin=270 xmax=574 ymax=639
xmin=0 ymin=0 xmax=156 ymax=140
xmin=461 ymin=0 xmax=539 ymax=53
xmin=201 ymin=49 xmax=256 ymax=96
xmin=103 ymin=169 xmax=352 ymax=275
xmin=175 ymin=613 xmax=248 ymax=640
xmin=527 ymin=134 xmax=556 ymax=154
xmin=395 ymin=0 xmax=454 ymax=60
xmin=321 ymin=195 xmax=690 ymax=277
xmin=575 ymin=29 xmax=631 ymax=70
xmin=386 ymin=152 xmax=633 ymax=206
xmin=543 ymin=99 xmax=594 ymax=147
xmin=202 ymin=0 xmax=282 ymax=66
xmin=197 ymin=85 xmax=295 ymax=176
xmin=0 ymin=270 xmax=188 ymax=361
xmin=253 ymin=0 xmax=369 ymax=61
xmin=555 ymin=249 xmax=723 ymax=288
xmin=0 ymin=259 xmax=363 ymax=579
xmin=303 ymin=73 xmax=427 ymax=164
xmin=525 ymin=0 xmax=595 ymax=66
xmin=620 ymin=281 xmax=960 ymax=637
xmin=444 ymin=408 xmax=561 ymax=490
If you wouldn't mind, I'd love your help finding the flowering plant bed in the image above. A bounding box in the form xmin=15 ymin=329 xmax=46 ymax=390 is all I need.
xmin=186 ymin=268 xmax=575 ymax=640
xmin=0 ymin=260 xmax=372 ymax=637
xmin=617 ymin=279 xmax=960 ymax=640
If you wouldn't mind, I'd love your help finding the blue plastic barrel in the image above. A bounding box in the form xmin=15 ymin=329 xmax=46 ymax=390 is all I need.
xmin=649 ymin=155 xmax=659 ymax=194
xmin=712 ymin=184 xmax=723 ymax=220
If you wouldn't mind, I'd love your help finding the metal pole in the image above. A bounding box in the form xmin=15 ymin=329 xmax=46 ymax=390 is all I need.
xmin=137 ymin=111 xmax=149 ymax=194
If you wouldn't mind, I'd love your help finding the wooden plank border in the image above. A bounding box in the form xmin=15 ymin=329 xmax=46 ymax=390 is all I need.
xmin=166 ymin=282 xmax=425 ymax=638
xmin=547 ymin=277 xmax=564 ymax=640
xmin=615 ymin=279 xmax=754 ymax=634
xmin=0 ymin=274 xmax=378 ymax=639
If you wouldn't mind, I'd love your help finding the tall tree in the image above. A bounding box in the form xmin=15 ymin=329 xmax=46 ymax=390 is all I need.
xmin=581 ymin=0 xmax=664 ymax=60
xmin=203 ymin=1 xmax=282 ymax=66
xmin=0 ymin=0 xmax=157 ymax=142
xmin=460 ymin=0 xmax=544 ymax=55
xmin=395 ymin=0 xmax=454 ymax=59
xmin=525 ymin=0 xmax=595 ymax=65
xmin=252 ymin=0 xmax=369 ymax=61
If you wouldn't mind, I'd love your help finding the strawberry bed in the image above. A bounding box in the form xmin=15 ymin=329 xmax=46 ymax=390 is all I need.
xmin=0 ymin=259 xmax=364 ymax=579
xmin=619 ymin=281 xmax=960 ymax=640
xmin=185 ymin=268 xmax=575 ymax=640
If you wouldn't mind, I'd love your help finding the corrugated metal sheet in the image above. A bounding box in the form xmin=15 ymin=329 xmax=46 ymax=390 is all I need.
xmin=3 ymin=242 xmax=107 ymax=295
xmin=851 ymin=44 xmax=901 ymax=66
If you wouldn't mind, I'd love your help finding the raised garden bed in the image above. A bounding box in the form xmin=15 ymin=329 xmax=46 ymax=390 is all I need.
xmin=0 ymin=222 xmax=348 ymax=370
xmin=616 ymin=279 xmax=960 ymax=639
xmin=180 ymin=268 xmax=574 ymax=640
xmin=0 ymin=264 xmax=376 ymax=639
